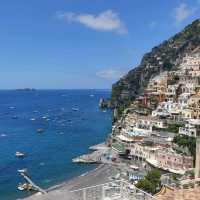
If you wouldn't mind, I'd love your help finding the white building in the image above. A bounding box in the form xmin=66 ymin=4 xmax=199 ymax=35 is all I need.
xmin=179 ymin=119 xmax=200 ymax=137
xmin=178 ymin=93 xmax=191 ymax=109
xmin=152 ymin=108 xmax=170 ymax=118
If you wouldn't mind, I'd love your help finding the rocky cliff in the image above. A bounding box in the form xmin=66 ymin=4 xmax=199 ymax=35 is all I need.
xmin=111 ymin=19 xmax=200 ymax=119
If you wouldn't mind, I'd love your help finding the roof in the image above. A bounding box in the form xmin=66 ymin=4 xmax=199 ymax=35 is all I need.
xmin=112 ymin=142 xmax=125 ymax=153
xmin=117 ymin=134 xmax=134 ymax=142
xmin=188 ymin=119 xmax=200 ymax=125
xmin=155 ymin=187 xmax=200 ymax=200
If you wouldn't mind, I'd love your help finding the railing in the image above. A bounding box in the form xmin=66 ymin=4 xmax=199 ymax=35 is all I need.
xmin=70 ymin=180 xmax=155 ymax=200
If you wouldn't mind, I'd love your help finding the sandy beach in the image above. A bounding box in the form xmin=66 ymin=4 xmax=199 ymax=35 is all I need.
xmin=20 ymin=164 xmax=116 ymax=200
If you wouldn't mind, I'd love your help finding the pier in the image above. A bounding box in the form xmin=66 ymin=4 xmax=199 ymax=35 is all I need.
xmin=19 ymin=172 xmax=47 ymax=194
xmin=72 ymin=150 xmax=102 ymax=163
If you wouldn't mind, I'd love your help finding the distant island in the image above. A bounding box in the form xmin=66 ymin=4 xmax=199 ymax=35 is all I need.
xmin=16 ymin=88 xmax=36 ymax=91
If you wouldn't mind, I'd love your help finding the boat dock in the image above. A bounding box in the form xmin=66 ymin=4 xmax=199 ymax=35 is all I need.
xmin=72 ymin=150 xmax=102 ymax=163
xmin=72 ymin=148 xmax=110 ymax=164
xmin=19 ymin=172 xmax=47 ymax=194
xmin=89 ymin=143 xmax=109 ymax=151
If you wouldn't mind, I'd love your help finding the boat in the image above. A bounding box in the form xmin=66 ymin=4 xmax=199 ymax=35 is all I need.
xmin=72 ymin=107 xmax=79 ymax=111
xmin=12 ymin=115 xmax=18 ymax=119
xmin=37 ymin=128 xmax=44 ymax=133
xmin=17 ymin=183 xmax=33 ymax=191
xmin=30 ymin=118 xmax=36 ymax=121
xmin=15 ymin=151 xmax=25 ymax=158
xmin=9 ymin=106 xmax=15 ymax=109
xmin=42 ymin=116 xmax=48 ymax=119
xmin=17 ymin=168 xmax=27 ymax=173
xmin=90 ymin=94 xmax=94 ymax=97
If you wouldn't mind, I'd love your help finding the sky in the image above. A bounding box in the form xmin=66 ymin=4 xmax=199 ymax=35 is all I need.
xmin=0 ymin=0 xmax=200 ymax=89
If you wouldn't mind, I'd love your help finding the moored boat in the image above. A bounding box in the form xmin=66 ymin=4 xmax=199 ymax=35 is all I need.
xmin=15 ymin=151 xmax=25 ymax=158
xmin=17 ymin=183 xmax=34 ymax=191
xmin=37 ymin=128 xmax=44 ymax=133
xmin=17 ymin=168 xmax=27 ymax=173
xmin=72 ymin=107 xmax=79 ymax=111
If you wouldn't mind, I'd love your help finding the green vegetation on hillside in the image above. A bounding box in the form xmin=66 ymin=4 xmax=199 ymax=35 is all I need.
xmin=173 ymin=135 xmax=196 ymax=165
xmin=136 ymin=169 xmax=161 ymax=194
xmin=153 ymin=123 xmax=183 ymax=133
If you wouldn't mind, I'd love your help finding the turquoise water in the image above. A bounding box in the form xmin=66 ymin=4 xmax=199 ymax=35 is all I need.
xmin=0 ymin=90 xmax=111 ymax=200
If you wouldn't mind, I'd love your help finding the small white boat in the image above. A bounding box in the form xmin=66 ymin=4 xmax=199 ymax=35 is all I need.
xmin=72 ymin=107 xmax=79 ymax=111
xmin=12 ymin=115 xmax=18 ymax=119
xmin=17 ymin=183 xmax=33 ymax=191
xmin=18 ymin=183 xmax=26 ymax=191
xmin=9 ymin=106 xmax=15 ymax=109
xmin=16 ymin=151 xmax=25 ymax=158
xmin=37 ymin=128 xmax=44 ymax=133
xmin=90 ymin=94 xmax=94 ymax=97
xmin=17 ymin=168 xmax=27 ymax=173
xmin=30 ymin=118 xmax=36 ymax=121
xmin=42 ymin=116 xmax=48 ymax=119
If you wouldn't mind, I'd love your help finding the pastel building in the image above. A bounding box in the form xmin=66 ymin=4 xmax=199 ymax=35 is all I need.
xmin=129 ymin=142 xmax=160 ymax=160
xmin=155 ymin=149 xmax=193 ymax=171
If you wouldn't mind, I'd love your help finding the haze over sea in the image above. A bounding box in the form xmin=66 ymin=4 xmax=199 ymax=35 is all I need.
xmin=0 ymin=89 xmax=111 ymax=200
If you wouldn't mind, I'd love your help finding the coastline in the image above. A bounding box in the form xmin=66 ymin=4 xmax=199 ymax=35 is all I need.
xmin=22 ymin=164 xmax=115 ymax=200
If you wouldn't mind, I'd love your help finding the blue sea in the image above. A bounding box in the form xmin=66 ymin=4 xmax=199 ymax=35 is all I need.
xmin=0 ymin=90 xmax=111 ymax=200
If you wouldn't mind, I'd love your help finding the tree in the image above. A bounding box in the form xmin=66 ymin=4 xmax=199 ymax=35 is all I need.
xmin=136 ymin=169 xmax=161 ymax=194
xmin=173 ymin=135 xmax=196 ymax=166
xmin=145 ymin=169 xmax=161 ymax=187
xmin=136 ymin=179 xmax=154 ymax=194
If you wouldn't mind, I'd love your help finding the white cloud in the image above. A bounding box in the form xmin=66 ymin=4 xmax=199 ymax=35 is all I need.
xmin=56 ymin=10 xmax=127 ymax=34
xmin=174 ymin=3 xmax=198 ymax=24
xmin=96 ymin=69 xmax=125 ymax=80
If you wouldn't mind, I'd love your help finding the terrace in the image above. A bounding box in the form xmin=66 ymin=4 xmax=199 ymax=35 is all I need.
xmin=70 ymin=180 xmax=154 ymax=200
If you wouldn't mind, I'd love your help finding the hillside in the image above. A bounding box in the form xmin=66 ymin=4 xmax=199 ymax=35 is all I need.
xmin=111 ymin=19 xmax=200 ymax=120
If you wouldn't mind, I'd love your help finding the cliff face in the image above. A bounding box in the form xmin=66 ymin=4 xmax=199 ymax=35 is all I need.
xmin=111 ymin=19 xmax=200 ymax=117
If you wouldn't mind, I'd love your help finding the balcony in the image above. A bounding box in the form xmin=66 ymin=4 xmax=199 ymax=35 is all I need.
xmin=70 ymin=180 xmax=154 ymax=200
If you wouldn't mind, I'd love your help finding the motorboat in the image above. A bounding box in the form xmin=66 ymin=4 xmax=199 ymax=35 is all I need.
xmin=12 ymin=116 xmax=18 ymax=119
xmin=42 ymin=116 xmax=48 ymax=119
xmin=17 ymin=183 xmax=33 ymax=191
xmin=37 ymin=128 xmax=44 ymax=133
xmin=17 ymin=168 xmax=27 ymax=173
xmin=72 ymin=107 xmax=79 ymax=111
xmin=15 ymin=151 xmax=25 ymax=158
xmin=9 ymin=106 xmax=15 ymax=109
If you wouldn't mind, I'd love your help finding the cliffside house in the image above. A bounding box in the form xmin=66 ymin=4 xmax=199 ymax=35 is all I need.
xmin=179 ymin=119 xmax=200 ymax=138
xmin=147 ymin=148 xmax=193 ymax=174
xmin=129 ymin=142 xmax=160 ymax=161
xmin=178 ymin=93 xmax=191 ymax=109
